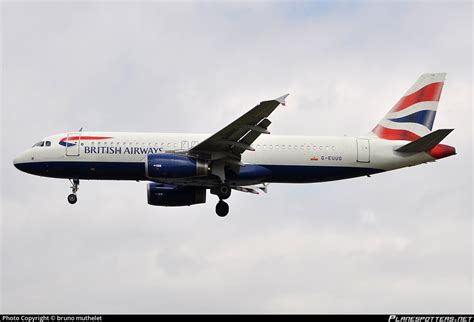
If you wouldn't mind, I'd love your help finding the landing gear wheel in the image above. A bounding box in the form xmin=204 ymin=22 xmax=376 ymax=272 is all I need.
xmin=67 ymin=193 xmax=77 ymax=204
xmin=217 ymin=184 xmax=231 ymax=200
xmin=215 ymin=200 xmax=229 ymax=217
xmin=68 ymin=179 xmax=79 ymax=204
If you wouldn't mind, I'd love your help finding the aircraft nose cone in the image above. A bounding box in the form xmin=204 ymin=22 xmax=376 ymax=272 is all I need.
xmin=13 ymin=156 xmax=20 ymax=169
xmin=13 ymin=157 xmax=27 ymax=172
xmin=13 ymin=153 xmax=31 ymax=172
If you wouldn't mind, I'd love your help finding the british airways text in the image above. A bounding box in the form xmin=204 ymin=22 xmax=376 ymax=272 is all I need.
xmin=84 ymin=146 xmax=163 ymax=155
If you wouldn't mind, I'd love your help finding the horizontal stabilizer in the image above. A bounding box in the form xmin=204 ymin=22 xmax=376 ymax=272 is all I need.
xmin=395 ymin=129 xmax=454 ymax=153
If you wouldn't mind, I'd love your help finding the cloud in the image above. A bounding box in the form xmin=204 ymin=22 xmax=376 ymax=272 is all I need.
xmin=1 ymin=1 xmax=472 ymax=313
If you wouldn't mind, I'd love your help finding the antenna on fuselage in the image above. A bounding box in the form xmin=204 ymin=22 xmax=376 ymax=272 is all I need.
xmin=78 ymin=127 xmax=83 ymax=132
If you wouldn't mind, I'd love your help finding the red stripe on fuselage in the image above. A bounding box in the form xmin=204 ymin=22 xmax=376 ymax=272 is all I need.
xmin=61 ymin=136 xmax=113 ymax=142
xmin=390 ymin=82 xmax=444 ymax=113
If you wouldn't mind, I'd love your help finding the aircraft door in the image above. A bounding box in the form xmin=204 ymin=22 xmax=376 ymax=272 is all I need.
xmin=65 ymin=132 xmax=81 ymax=156
xmin=356 ymin=138 xmax=370 ymax=163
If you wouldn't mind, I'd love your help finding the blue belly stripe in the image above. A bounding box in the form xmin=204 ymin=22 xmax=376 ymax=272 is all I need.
xmin=14 ymin=161 xmax=384 ymax=183
xmin=14 ymin=161 xmax=145 ymax=180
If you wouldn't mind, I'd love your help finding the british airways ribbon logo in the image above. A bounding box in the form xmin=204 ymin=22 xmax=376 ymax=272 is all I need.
xmin=59 ymin=136 xmax=113 ymax=147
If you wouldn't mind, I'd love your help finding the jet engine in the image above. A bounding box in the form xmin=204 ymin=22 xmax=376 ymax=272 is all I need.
xmin=147 ymin=183 xmax=206 ymax=206
xmin=146 ymin=153 xmax=208 ymax=179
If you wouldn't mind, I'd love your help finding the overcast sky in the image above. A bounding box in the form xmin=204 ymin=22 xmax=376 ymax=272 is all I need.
xmin=1 ymin=1 xmax=472 ymax=314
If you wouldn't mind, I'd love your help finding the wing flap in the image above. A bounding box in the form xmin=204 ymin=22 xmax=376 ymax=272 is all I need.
xmin=233 ymin=119 xmax=272 ymax=154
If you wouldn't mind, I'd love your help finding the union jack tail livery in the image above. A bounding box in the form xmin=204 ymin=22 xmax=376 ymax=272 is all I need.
xmin=372 ymin=73 xmax=446 ymax=141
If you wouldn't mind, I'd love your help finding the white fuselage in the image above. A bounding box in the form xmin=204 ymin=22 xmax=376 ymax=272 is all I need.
xmin=13 ymin=131 xmax=435 ymax=186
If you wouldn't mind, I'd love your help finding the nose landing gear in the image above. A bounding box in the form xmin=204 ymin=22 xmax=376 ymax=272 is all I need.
xmin=67 ymin=193 xmax=77 ymax=204
xmin=67 ymin=179 xmax=79 ymax=204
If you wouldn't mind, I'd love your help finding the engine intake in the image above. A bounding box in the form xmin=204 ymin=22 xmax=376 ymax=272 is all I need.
xmin=147 ymin=183 xmax=206 ymax=207
xmin=146 ymin=153 xmax=208 ymax=179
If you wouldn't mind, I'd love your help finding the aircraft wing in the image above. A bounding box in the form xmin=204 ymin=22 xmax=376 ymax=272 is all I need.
xmin=188 ymin=94 xmax=289 ymax=165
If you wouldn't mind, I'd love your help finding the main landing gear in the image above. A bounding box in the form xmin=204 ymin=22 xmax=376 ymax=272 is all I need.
xmin=216 ymin=200 xmax=229 ymax=217
xmin=67 ymin=179 xmax=79 ymax=204
xmin=211 ymin=183 xmax=232 ymax=217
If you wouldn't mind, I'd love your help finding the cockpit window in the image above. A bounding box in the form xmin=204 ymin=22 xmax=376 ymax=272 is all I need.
xmin=45 ymin=141 xmax=51 ymax=147
xmin=32 ymin=141 xmax=44 ymax=147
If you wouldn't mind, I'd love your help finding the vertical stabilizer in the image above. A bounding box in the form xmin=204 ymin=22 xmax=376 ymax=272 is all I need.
xmin=372 ymin=73 xmax=446 ymax=141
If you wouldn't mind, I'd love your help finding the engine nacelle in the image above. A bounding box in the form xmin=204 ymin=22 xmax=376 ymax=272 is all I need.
xmin=147 ymin=183 xmax=206 ymax=207
xmin=146 ymin=153 xmax=208 ymax=179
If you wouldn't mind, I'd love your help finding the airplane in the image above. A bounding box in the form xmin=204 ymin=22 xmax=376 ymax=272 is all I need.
xmin=13 ymin=73 xmax=456 ymax=217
